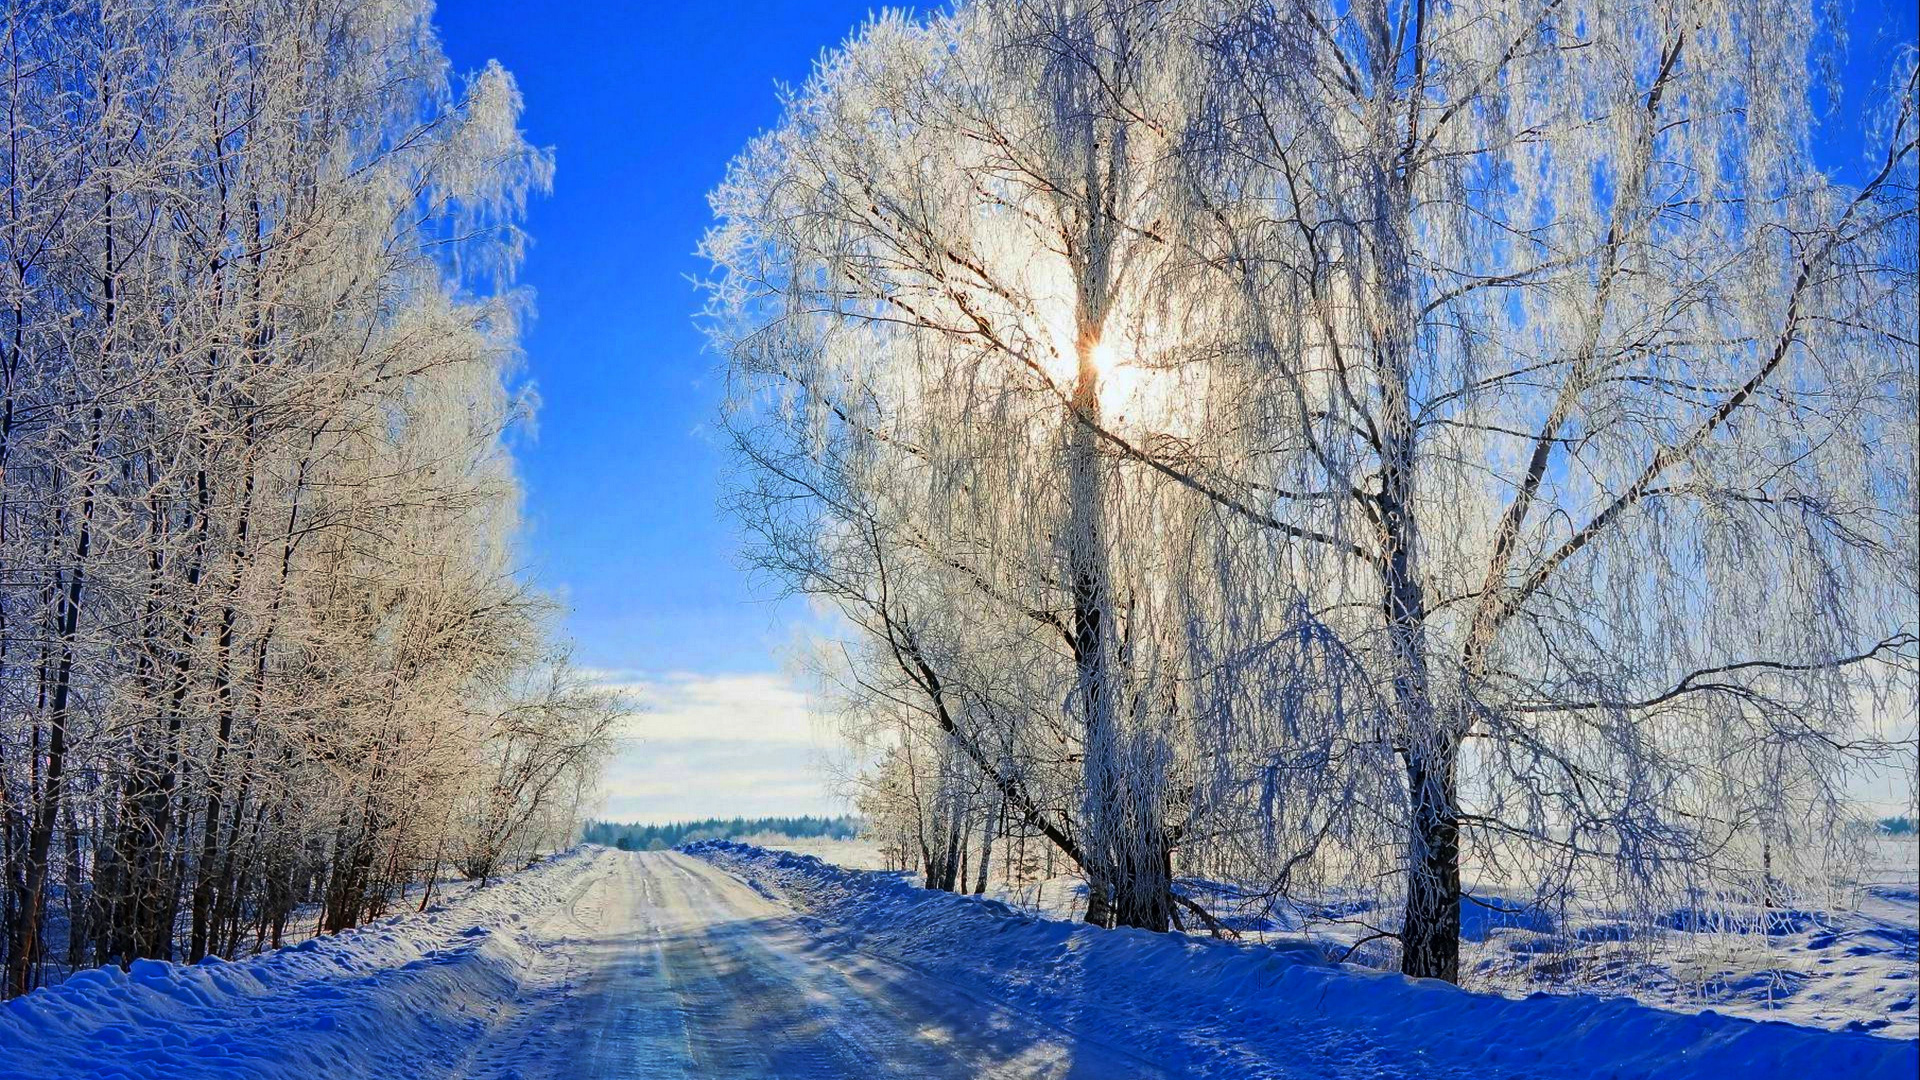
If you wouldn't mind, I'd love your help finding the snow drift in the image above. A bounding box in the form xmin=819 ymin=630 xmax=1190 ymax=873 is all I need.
xmin=686 ymin=839 xmax=1919 ymax=1080
xmin=0 ymin=850 xmax=597 ymax=1080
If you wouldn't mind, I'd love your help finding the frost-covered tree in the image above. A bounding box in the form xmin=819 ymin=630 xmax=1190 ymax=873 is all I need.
xmin=712 ymin=0 xmax=1227 ymax=933
xmin=1177 ymin=0 xmax=1918 ymax=981
xmin=709 ymin=0 xmax=1917 ymax=981
xmin=0 ymin=0 xmax=607 ymax=995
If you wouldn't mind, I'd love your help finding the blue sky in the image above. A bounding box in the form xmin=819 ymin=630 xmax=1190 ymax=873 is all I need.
xmin=435 ymin=1 xmax=879 ymax=678
xmin=434 ymin=2 xmax=1917 ymax=823
xmin=435 ymin=2 xmax=884 ymax=822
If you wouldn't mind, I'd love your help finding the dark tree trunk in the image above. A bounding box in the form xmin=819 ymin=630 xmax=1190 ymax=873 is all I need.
xmin=1108 ymin=831 xmax=1174 ymax=932
xmin=938 ymin=802 xmax=963 ymax=893
xmin=1398 ymin=744 xmax=1461 ymax=982
xmin=11 ymin=466 xmax=94 ymax=995
xmin=190 ymin=456 xmax=255 ymax=961
xmin=973 ymin=798 xmax=999 ymax=895
xmin=9 ymin=404 xmax=102 ymax=997
xmin=1082 ymin=879 xmax=1113 ymax=928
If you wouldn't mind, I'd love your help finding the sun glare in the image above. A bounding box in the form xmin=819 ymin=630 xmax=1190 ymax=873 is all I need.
xmin=1090 ymin=338 xmax=1119 ymax=376
xmin=1040 ymin=324 xmax=1162 ymax=421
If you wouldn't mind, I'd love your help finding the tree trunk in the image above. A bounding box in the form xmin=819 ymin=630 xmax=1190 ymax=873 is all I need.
xmin=1082 ymin=878 xmax=1113 ymax=928
xmin=191 ymin=453 xmax=257 ymax=961
xmin=11 ymin=509 xmax=91 ymax=993
xmin=938 ymin=799 xmax=963 ymax=893
xmin=972 ymin=798 xmax=999 ymax=895
xmin=1398 ymin=743 xmax=1461 ymax=982
xmin=1067 ymin=329 xmax=1171 ymax=933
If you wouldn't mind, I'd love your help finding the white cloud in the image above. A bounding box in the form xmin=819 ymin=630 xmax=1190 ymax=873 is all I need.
xmin=585 ymin=670 xmax=853 ymax=823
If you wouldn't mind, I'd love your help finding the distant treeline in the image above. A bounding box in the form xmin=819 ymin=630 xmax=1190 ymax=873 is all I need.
xmin=583 ymin=816 xmax=861 ymax=851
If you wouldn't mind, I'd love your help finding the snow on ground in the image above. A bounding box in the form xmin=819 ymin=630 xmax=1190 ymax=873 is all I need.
xmin=687 ymin=840 xmax=1918 ymax=1080
xmin=32 ymin=862 xmax=547 ymax=994
xmin=1462 ymin=878 xmax=1919 ymax=1038
xmin=0 ymin=848 xmax=1227 ymax=1079
xmin=1288 ymin=837 xmax=1919 ymax=1039
xmin=3 ymin=840 xmax=1912 ymax=1079
xmin=0 ymin=849 xmax=602 ymax=1079
xmin=797 ymin=834 xmax=1920 ymax=1041
xmin=740 ymin=834 xmax=891 ymax=870
xmin=1169 ymin=868 xmax=1920 ymax=1040
xmin=482 ymin=847 xmax=1187 ymax=1077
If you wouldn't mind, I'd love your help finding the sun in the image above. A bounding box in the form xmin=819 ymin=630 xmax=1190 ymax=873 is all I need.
xmin=1085 ymin=337 xmax=1153 ymax=420
xmin=1089 ymin=338 xmax=1119 ymax=376
xmin=1039 ymin=325 xmax=1149 ymax=418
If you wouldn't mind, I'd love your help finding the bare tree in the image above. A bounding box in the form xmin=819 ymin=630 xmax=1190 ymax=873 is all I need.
xmin=0 ymin=0 xmax=606 ymax=995
xmin=708 ymin=0 xmax=1917 ymax=984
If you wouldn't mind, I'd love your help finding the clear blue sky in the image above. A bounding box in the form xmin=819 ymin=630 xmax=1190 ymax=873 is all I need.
xmin=436 ymin=1 xmax=883 ymax=681
xmin=432 ymin=2 xmax=1915 ymax=822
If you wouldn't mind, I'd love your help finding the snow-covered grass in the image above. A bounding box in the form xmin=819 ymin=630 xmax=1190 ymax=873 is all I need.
xmin=1260 ymin=838 xmax=1920 ymax=1039
xmin=1461 ymin=880 xmax=1918 ymax=1038
xmin=0 ymin=848 xmax=600 ymax=1079
xmin=791 ymin=834 xmax=1920 ymax=1040
xmin=687 ymin=839 xmax=1918 ymax=1080
xmin=33 ymin=861 xmax=542 ymax=994
xmin=738 ymin=833 xmax=893 ymax=870
xmin=1170 ymin=867 xmax=1920 ymax=1040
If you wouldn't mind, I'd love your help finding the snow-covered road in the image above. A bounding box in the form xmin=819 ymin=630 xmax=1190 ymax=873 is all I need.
xmin=465 ymin=849 xmax=1170 ymax=1078
xmin=4 ymin=844 xmax=1913 ymax=1080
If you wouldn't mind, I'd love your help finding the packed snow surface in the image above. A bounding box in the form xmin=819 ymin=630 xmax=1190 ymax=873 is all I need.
xmin=0 ymin=843 xmax=1912 ymax=1079
xmin=854 ymin=836 xmax=1920 ymax=1040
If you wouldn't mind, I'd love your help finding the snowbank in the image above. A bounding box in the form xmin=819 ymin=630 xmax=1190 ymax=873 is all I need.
xmin=1460 ymin=878 xmax=1920 ymax=1038
xmin=686 ymin=839 xmax=1920 ymax=1080
xmin=0 ymin=849 xmax=598 ymax=1080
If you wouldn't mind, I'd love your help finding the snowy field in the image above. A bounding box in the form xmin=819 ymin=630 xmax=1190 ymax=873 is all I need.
xmin=1461 ymin=839 xmax=1919 ymax=1039
xmin=740 ymin=834 xmax=895 ymax=871
xmin=776 ymin=835 xmax=1920 ymax=1040
xmin=1 ymin=841 xmax=1911 ymax=1079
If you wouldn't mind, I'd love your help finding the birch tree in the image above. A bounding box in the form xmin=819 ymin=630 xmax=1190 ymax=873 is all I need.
xmin=710 ymin=0 xmax=1917 ymax=982
xmin=0 ymin=0 xmax=607 ymax=995
xmin=1180 ymin=0 xmax=1918 ymax=981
